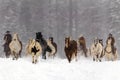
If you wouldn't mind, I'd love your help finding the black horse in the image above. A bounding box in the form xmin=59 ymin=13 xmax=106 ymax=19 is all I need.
xmin=3 ymin=31 xmax=12 ymax=58
xmin=36 ymin=32 xmax=51 ymax=59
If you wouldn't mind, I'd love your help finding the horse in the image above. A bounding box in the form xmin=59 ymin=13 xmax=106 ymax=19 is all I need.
xmin=104 ymin=37 xmax=118 ymax=61
xmin=3 ymin=31 xmax=12 ymax=58
xmin=36 ymin=32 xmax=51 ymax=59
xmin=25 ymin=39 xmax=33 ymax=56
xmin=46 ymin=37 xmax=57 ymax=58
xmin=9 ymin=33 xmax=22 ymax=60
xmin=26 ymin=39 xmax=42 ymax=63
xmin=64 ymin=37 xmax=77 ymax=63
xmin=78 ymin=36 xmax=88 ymax=57
xmin=90 ymin=38 xmax=104 ymax=62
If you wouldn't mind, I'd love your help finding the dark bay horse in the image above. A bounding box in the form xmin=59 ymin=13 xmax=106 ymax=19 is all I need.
xmin=64 ymin=37 xmax=77 ymax=63
xmin=3 ymin=31 xmax=12 ymax=58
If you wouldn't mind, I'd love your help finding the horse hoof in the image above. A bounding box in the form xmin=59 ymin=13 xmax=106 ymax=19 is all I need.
xmin=93 ymin=58 xmax=95 ymax=61
xmin=35 ymin=60 xmax=37 ymax=64
xmin=32 ymin=61 xmax=34 ymax=63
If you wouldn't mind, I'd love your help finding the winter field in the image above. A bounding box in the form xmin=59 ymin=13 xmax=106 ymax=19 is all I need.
xmin=0 ymin=54 xmax=120 ymax=80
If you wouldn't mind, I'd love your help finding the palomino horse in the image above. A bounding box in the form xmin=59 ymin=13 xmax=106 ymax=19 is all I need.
xmin=26 ymin=39 xmax=42 ymax=64
xmin=64 ymin=37 xmax=77 ymax=63
xmin=9 ymin=33 xmax=22 ymax=60
xmin=78 ymin=36 xmax=88 ymax=57
xmin=46 ymin=37 xmax=57 ymax=58
xmin=90 ymin=38 xmax=104 ymax=62
xmin=104 ymin=37 xmax=117 ymax=61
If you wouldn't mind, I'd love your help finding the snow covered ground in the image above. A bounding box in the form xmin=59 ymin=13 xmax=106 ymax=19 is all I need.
xmin=0 ymin=56 xmax=120 ymax=80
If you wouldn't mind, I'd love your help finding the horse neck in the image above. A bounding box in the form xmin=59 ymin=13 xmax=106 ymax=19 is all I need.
xmin=106 ymin=43 xmax=111 ymax=47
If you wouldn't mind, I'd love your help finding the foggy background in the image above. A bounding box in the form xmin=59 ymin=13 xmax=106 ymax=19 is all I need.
xmin=0 ymin=0 xmax=120 ymax=58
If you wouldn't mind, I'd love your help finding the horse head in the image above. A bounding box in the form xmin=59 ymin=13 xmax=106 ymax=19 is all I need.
xmin=107 ymin=37 xmax=112 ymax=45
xmin=12 ymin=33 xmax=19 ymax=41
xmin=94 ymin=38 xmax=99 ymax=46
xmin=65 ymin=37 xmax=71 ymax=48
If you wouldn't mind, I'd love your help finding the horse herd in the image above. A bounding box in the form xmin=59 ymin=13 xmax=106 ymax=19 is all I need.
xmin=3 ymin=31 xmax=118 ymax=64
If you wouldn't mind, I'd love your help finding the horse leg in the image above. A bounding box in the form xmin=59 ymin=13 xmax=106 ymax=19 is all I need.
xmin=84 ymin=49 xmax=87 ymax=57
xmin=69 ymin=53 xmax=73 ymax=63
xmin=112 ymin=52 xmax=117 ymax=61
xmin=42 ymin=49 xmax=46 ymax=59
xmin=12 ymin=51 xmax=16 ymax=60
xmin=106 ymin=53 xmax=111 ymax=61
xmin=75 ymin=50 xmax=78 ymax=62
xmin=16 ymin=53 xmax=19 ymax=60
xmin=5 ymin=51 xmax=10 ymax=58
xmin=93 ymin=54 xmax=96 ymax=61
xmin=35 ymin=52 xmax=40 ymax=64
xmin=32 ymin=52 xmax=35 ymax=63
xmin=66 ymin=53 xmax=70 ymax=63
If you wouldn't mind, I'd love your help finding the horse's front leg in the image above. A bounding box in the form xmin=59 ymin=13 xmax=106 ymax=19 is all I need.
xmin=34 ymin=52 xmax=40 ymax=64
xmin=32 ymin=53 xmax=35 ymax=63
xmin=12 ymin=51 xmax=16 ymax=60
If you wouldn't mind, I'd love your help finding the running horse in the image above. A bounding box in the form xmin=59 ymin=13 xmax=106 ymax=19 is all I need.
xmin=9 ymin=33 xmax=22 ymax=60
xmin=78 ymin=36 xmax=88 ymax=57
xmin=90 ymin=38 xmax=104 ymax=62
xmin=3 ymin=31 xmax=12 ymax=58
xmin=26 ymin=39 xmax=42 ymax=63
xmin=104 ymin=37 xmax=118 ymax=61
xmin=47 ymin=37 xmax=57 ymax=58
xmin=36 ymin=32 xmax=51 ymax=59
xmin=64 ymin=37 xmax=77 ymax=63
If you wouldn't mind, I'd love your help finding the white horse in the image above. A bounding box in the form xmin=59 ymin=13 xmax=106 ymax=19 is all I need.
xmin=26 ymin=39 xmax=42 ymax=64
xmin=9 ymin=33 xmax=22 ymax=60
xmin=104 ymin=38 xmax=118 ymax=61
xmin=90 ymin=39 xmax=104 ymax=62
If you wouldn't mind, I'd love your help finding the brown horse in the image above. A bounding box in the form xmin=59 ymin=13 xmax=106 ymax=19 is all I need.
xmin=78 ymin=36 xmax=88 ymax=57
xmin=64 ymin=37 xmax=77 ymax=63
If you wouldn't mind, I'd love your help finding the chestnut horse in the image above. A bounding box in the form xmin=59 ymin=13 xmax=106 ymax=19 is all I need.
xmin=78 ymin=36 xmax=88 ymax=57
xmin=64 ymin=37 xmax=77 ymax=63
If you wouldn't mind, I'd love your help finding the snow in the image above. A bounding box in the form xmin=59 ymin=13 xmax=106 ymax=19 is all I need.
xmin=0 ymin=56 xmax=120 ymax=80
